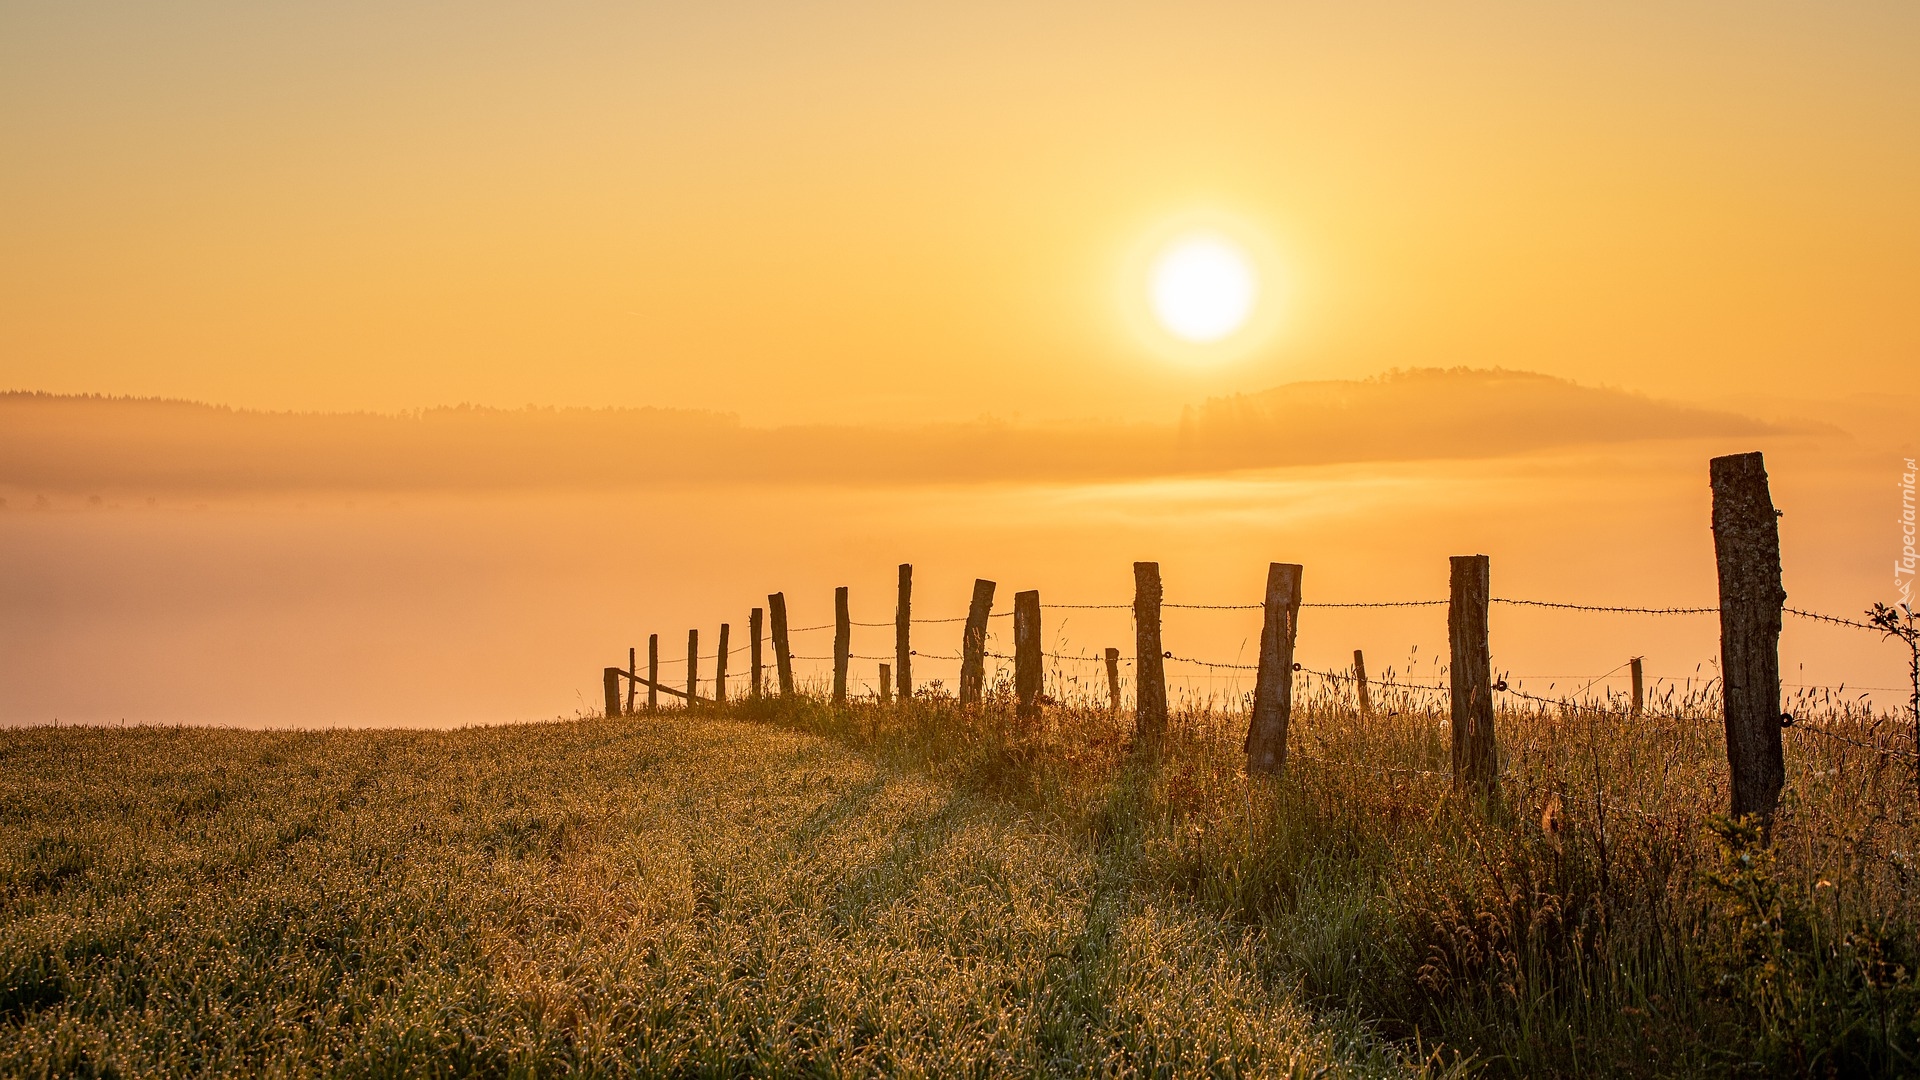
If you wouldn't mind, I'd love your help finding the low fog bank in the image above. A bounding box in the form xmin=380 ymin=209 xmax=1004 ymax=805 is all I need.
xmin=3 ymin=369 xmax=1783 ymax=495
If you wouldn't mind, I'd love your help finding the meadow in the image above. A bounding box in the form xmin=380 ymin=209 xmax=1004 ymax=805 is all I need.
xmin=2 ymin=677 xmax=1915 ymax=1077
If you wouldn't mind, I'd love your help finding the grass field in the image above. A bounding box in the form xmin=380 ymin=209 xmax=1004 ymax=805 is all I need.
xmin=0 ymin=716 xmax=1422 ymax=1078
xmin=2 ymin=682 xmax=1916 ymax=1077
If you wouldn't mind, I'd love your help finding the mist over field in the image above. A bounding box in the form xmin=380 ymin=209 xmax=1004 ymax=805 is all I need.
xmin=0 ymin=372 xmax=1898 ymax=727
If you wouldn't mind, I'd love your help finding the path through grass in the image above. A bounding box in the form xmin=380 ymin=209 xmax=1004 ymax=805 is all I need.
xmin=0 ymin=718 xmax=1422 ymax=1077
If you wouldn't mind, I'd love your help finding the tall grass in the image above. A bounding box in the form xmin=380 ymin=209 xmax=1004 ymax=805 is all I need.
xmin=743 ymin=670 xmax=1919 ymax=1076
xmin=0 ymin=717 xmax=1430 ymax=1078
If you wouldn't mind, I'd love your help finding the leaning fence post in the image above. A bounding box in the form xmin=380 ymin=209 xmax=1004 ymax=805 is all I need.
xmin=1105 ymin=648 xmax=1121 ymax=712
xmin=959 ymin=578 xmax=996 ymax=707
xmin=648 ymin=634 xmax=659 ymax=712
xmin=603 ymin=667 xmax=622 ymax=719
xmin=769 ymin=592 xmax=794 ymax=697
xmin=627 ymin=646 xmax=637 ymax=715
xmin=716 ymin=623 xmax=730 ymax=705
xmin=1630 ymin=656 xmax=1644 ymax=718
xmin=1246 ymin=563 xmax=1303 ymax=775
xmin=879 ymin=663 xmax=892 ymax=704
xmin=686 ymin=629 xmax=699 ymax=709
xmin=1134 ymin=562 xmax=1167 ymax=742
xmin=896 ymin=563 xmax=913 ymax=701
xmin=1449 ymin=555 xmax=1497 ymax=795
xmin=1014 ymin=589 xmax=1042 ymax=719
xmin=750 ymin=607 xmax=764 ymax=699
xmin=1353 ymin=649 xmax=1373 ymax=718
xmin=1711 ymin=451 xmax=1787 ymax=823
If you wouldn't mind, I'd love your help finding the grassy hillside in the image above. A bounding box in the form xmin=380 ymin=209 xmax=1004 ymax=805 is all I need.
xmin=4 ymin=681 xmax=1915 ymax=1076
xmin=0 ymin=718 xmax=1418 ymax=1078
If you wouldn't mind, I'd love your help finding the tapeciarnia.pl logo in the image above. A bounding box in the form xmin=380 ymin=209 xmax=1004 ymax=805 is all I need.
xmin=1898 ymin=458 xmax=1917 ymax=608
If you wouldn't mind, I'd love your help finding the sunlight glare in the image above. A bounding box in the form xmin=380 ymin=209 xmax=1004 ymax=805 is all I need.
xmin=1149 ymin=235 xmax=1257 ymax=343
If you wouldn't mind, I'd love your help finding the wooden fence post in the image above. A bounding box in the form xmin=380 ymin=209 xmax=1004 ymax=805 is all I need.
xmin=1014 ymin=589 xmax=1042 ymax=719
xmin=1105 ymin=648 xmax=1121 ymax=712
xmin=1134 ymin=562 xmax=1167 ymax=742
xmin=648 ymin=634 xmax=659 ymax=712
xmin=896 ymin=563 xmax=913 ymax=702
xmin=1246 ymin=562 xmax=1303 ymax=775
xmin=627 ymin=646 xmax=637 ymax=715
xmin=833 ymin=586 xmax=851 ymax=706
xmin=769 ymin=592 xmax=794 ymax=697
xmin=716 ymin=623 xmax=730 ymax=705
xmin=879 ymin=663 xmax=892 ymax=703
xmin=750 ymin=607 xmax=764 ymax=699
xmin=686 ymin=629 xmax=699 ymax=709
xmin=959 ymin=578 xmax=996 ymax=707
xmin=1449 ymin=555 xmax=1497 ymax=795
xmin=1711 ymin=451 xmax=1787 ymax=822
xmin=1630 ymin=656 xmax=1644 ymax=718
xmin=603 ymin=667 xmax=621 ymax=719
xmin=1353 ymin=649 xmax=1373 ymax=718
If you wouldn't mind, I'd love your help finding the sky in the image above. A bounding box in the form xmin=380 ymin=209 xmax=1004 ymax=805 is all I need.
xmin=3 ymin=0 xmax=1916 ymax=424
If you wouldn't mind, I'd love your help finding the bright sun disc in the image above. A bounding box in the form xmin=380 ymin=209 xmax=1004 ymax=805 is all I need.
xmin=1149 ymin=236 xmax=1257 ymax=343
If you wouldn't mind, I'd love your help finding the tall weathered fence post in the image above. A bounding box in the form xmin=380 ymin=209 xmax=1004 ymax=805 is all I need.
xmin=1014 ymin=589 xmax=1042 ymax=719
xmin=769 ymin=592 xmax=794 ymax=697
xmin=1134 ymin=562 xmax=1167 ymax=742
xmin=750 ymin=607 xmax=764 ymax=699
xmin=959 ymin=578 xmax=996 ymax=707
xmin=1711 ymin=451 xmax=1787 ymax=823
xmin=627 ymin=646 xmax=637 ymax=715
xmin=1449 ymin=555 xmax=1497 ymax=795
xmin=1630 ymin=656 xmax=1644 ymax=718
xmin=833 ymin=586 xmax=851 ymax=706
xmin=1105 ymin=648 xmax=1121 ymax=712
xmin=716 ymin=623 xmax=730 ymax=705
xmin=896 ymin=563 xmax=913 ymax=701
xmin=1353 ymin=649 xmax=1373 ymax=718
xmin=879 ymin=663 xmax=892 ymax=703
xmin=648 ymin=634 xmax=659 ymax=712
xmin=686 ymin=629 xmax=699 ymax=709
xmin=603 ymin=667 xmax=621 ymax=719
xmin=1246 ymin=562 xmax=1303 ymax=775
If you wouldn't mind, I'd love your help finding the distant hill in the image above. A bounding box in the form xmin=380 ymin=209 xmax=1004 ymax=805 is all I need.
xmin=0 ymin=369 xmax=1783 ymax=492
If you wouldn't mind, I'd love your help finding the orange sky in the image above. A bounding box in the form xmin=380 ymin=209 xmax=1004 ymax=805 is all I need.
xmin=2 ymin=1 xmax=1915 ymax=423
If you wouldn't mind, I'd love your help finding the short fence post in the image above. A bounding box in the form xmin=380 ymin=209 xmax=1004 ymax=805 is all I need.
xmin=879 ymin=663 xmax=892 ymax=703
xmin=1353 ymin=648 xmax=1373 ymax=718
xmin=1014 ymin=589 xmax=1042 ymax=719
xmin=750 ymin=607 xmax=764 ymax=699
xmin=716 ymin=623 xmax=730 ymax=705
xmin=1630 ymin=656 xmax=1644 ymax=718
xmin=603 ymin=667 xmax=621 ymax=719
xmin=1105 ymin=648 xmax=1121 ymax=712
xmin=1711 ymin=451 xmax=1787 ymax=823
xmin=959 ymin=578 xmax=996 ymax=707
xmin=833 ymin=586 xmax=851 ymax=706
xmin=648 ymin=634 xmax=659 ymax=712
xmin=627 ymin=646 xmax=637 ymax=715
xmin=1134 ymin=562 xmax=1167 ymax=742
xmin=1449 ymin=555 xmax=1497 ymax=795
xmin=1246 ymin=562 xmax=1303 ymax=775
xmin=686 ymin=629 xmax=699 ymax=709
xmin=769 ymin=592 xmax=794 ymax=697
xmin=896 ymin=563 xmax=913 ymax=702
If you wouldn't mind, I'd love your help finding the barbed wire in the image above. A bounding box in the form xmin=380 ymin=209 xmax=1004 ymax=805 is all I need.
xmin=1785 ymin=607 xmax=1879 ymax=632
xmin=1794 ymin=724 xmax=1919 ymax=761
xmin=1491 ymin=598 xmax=1717 ymax=615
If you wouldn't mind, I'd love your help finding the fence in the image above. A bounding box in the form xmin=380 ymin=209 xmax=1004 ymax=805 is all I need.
xmin=602 ymin=451 xmax=1918 ymax=818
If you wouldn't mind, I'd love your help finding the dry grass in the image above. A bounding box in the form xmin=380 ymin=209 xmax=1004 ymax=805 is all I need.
xmin=749 ymin=671 xmax=1919 ymax=1076
xmin=0 ymin=717 xmax=1427 ymax=1078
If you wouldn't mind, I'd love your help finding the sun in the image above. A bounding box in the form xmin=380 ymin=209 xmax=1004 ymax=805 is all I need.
xmin=1149 ymin=234 xmax=1258 ymax=343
